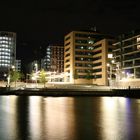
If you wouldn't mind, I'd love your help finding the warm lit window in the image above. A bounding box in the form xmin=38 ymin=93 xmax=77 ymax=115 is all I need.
xmin=108 ymin=54 xmax=113 ymax=58
xmin=137 ymin=37 xmax=140 ymax=43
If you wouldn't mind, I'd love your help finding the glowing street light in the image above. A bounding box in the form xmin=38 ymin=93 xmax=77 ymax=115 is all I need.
xmin=11 ymin=65 xmax=15 ymax=70
xmin=34 ymin=63 xmax=38 ymax=73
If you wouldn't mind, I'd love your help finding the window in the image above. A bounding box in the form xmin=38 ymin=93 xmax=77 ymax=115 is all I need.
xmin=88 ymin=40 xmax=94 ymax=44
xmin=65 ymin=64 xmax=70 ymax=68
xmin=65 ymin=36 xmax=70 ymax=41
xmin=65 ymin=53 xmax=70 ymax=57
xmin=75 ymin=40 xmax=88 ymax=44
xmin=135 ymin=67 xmax=140 ymax=78
xmin=65 ymin=48 xmax=70 ymax=52
xmin=65 ymin=42 xmax=70 ymax=46
xmin=93 ymin=56 xmax=101 ymax=61
xmin=87 ymin=46 xmax=94 ymax=50
xmin=93 ymin=62 xmax=102 ymax=67
xmin=94 ymin=74 xmax=102 ymax=79
xmin=93 ymin=68 xmax=102 ymax=73
xmin=65 ymin=59 xmax=70 ymax=63
xmin=93 ymin=50 xmax=102 ymax=55
xmin=94 ymin=44 xmax=102 ymax=49
xmin=108 ymin=54 xmax=113 ymax=58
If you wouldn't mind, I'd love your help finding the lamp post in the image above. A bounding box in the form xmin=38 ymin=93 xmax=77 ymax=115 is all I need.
xmin=34 ymin=63 xmax=38 ymax=73
xmin=34 ymin=63 xmax=38 ymax=88
xmin=7 ymin=75 xmax=10 ymax=87
xmin=107 ymin=60 xmax=114 ymax=86
xmin=7 ymin=65 xmax=15 ymax=88
xmin=116 ymin=62 xmax=121 ymax=81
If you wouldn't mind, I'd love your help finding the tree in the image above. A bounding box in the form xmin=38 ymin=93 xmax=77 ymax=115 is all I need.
xmin=10 ymin=71 xmax=21 ymax=87
xmin=39 ymin=69 xmax=47 ymax=88
xmin=20 ymin=72 xmax=25 ymax=81
xmin=85 ymin=71 xmax=92 ymax=80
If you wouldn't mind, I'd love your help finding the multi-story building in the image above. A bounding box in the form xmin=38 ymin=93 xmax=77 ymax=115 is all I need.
xmin=0 ymin=31 xmax=16 ymax=79
xmin=64 ymin=30 xmax=115 ymax=85
xmin=113 ymin=30 xmax=140 ymax=87
xmin=44 ymin=45 xmax=64 ymax=73
xmin=15 ymin=60 xmax=21 ymax=72
xmin=43 ymin=46 xmax=51 ymax=71
xmin=29 ymin=60 xmax=39 ymax=73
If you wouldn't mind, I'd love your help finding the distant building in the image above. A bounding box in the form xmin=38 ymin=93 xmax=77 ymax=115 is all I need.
xmin=43 ymin=45 xmax=64 ymax=73
xmin=113 ymin=30 xmax=140 ymax=87
xmin=0 ymin=31 xmax=16 ymax=79
xmin=64 ymin=30 xmax=115 ymax=85
xmin=29 ymin=60 xmax=39 ymax=73
xmin=43 ymin=46 xmax=51 ymax=71
xmin=15 ymin=60 xmax=21 ymax=72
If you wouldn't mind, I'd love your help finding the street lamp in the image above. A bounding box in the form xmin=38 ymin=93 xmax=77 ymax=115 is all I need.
xmin=34 ymin=63 xmax=38 ymax=88
xmin=107 ymin=61 xmax=114 ymax=86
xmin=7 ymin=65 xmax=15 ymax=88
xmin=11 ymin=65 xmax=15 ymax=70
xmin=34 ymin=63 xmax=38 ymax=73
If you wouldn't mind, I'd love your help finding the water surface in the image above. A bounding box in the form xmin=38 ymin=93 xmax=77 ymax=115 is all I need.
xmin=0 ymin=96 xmax=140 ymax=140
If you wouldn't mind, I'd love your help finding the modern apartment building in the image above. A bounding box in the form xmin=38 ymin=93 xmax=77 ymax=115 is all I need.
xmin=43 ymin=45 xmax=64 ymax=73
xmin=0 ymin=31 xmax=16 ymax=79
xmin=64 ymin=31 xmax=115 ymax=85
xmin=113 ymin=30 xmax=140 ymax=87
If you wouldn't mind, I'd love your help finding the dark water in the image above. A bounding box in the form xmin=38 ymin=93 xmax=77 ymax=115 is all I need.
xmin=0 ymin=96 xmax=140 ymax=140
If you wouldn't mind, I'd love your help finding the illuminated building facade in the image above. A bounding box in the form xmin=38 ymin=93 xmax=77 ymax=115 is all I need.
xmin=64 ymin=31 xmax=115 ymax=85
xmin=43 ymin=46 xmax=51 ymax=71
xmin=113 ymin=30 xmax=140 ymax=87
xmin=0 ymin=31 xmax=16 ymax=79
xmin=44 ymin=45 xmax=64 ymax=73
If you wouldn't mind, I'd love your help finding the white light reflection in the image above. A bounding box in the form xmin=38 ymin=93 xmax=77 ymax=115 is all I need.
xmin=101 ymin=97 xmax=120 ymax=140
xmin=100 ymin=97 xmax=132 ymax=140
xmin=0 ymin=96 xmax=18 ymax=139
xmin=29 ymin=96 xmax=42 ymax=140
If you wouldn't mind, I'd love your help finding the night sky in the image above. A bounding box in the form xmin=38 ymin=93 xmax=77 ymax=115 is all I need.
xmin=0 ymin=0 xmax=140 ymax=71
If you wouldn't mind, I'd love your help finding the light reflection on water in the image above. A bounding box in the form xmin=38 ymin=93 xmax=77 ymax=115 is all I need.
xmin=0 ymin=96 xmax=140 ymax=140
xmin=29 ymin=97 xmax=76 ymax=140
xmin=100 ymin=97 xmax=129 ymax=140
xmin=0 ymin=96 xmax=19 ymax=140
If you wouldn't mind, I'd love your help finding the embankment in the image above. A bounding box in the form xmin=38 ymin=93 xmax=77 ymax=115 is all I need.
xmin=0 ymin=87 xmax=140 ymax=98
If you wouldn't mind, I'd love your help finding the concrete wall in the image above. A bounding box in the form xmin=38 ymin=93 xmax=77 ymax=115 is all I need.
xmin=115 ymin=79 xmax=140 ymax=88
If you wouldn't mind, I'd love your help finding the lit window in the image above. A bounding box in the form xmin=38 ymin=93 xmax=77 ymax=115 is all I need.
xmin=137 ymin=45 xmax=140 ymax=50
xmin=88 ymin=40 xmax=94 ymax=44
xmin=137 ymin=37 xmax=140 ymax=43
xmin=87 ymin=46 xmax=94 ymax=50
xmin=108 ymin=54 xmax=113 ymax=58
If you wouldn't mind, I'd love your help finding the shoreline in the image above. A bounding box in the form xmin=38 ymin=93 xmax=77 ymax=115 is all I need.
xmin=0 ymin=87 xmax=140 ymax=98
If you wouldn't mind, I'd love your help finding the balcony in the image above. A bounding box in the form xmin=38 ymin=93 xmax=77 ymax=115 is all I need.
xmin=123 ymin=64 xmax=133 ymax=68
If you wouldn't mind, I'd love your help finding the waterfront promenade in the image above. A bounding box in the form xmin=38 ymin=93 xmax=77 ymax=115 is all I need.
xmin=0 ymin=82 xmax=140 ymax=97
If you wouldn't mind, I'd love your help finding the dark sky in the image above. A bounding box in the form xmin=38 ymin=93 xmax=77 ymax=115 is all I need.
xmin=0 ymin=0 xmax=140 ymax=67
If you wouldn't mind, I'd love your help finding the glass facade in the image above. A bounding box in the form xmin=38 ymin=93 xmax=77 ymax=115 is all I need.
xmin=0 ymin=32 xmax=16 ymax=78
